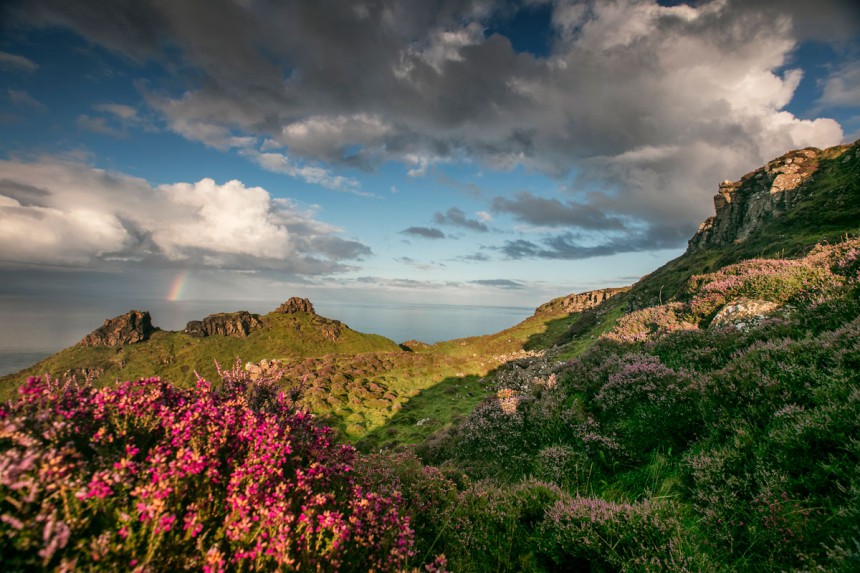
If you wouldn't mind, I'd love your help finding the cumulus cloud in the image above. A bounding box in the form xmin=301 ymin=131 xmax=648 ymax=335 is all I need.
xmin=400 ymin=226 xmax=446 ymax=239
xmin=5 ymin=0 xmax=854 ymax=236
xmin=434 ymin=207 xmax=489 ymax=231
xmin=0 ymin=159 xmax=370 ymax=272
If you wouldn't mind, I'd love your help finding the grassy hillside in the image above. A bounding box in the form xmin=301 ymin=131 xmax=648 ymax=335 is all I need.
xmin=367 ymin=236 xmax=860 ymax=571
xmin=630 ymin=140 xmax=860 ymax=308
xmin=0 ymin=299 xmax=606 ymax=446
xmin=0 ymin=310 xmax=400 ymax=401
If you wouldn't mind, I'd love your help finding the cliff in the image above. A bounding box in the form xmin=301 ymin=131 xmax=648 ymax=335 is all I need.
xmin=687 ymin=142 xmax=858 ymax=253
xmin=535 ymin=287 xmax=628 ymax=316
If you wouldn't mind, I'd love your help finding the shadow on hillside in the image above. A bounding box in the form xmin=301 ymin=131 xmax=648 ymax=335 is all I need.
xmin=355 ymin=372 xmax=495 ymax=453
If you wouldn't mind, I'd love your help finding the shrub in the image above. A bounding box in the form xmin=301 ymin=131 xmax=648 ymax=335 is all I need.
xmin=602 ymin=303 xmax=697 ymax=344
xmin=594 ymin=354 xmax=702 ymax=454
xmin=538 ymin=496 xmax=693 ymax=571
xmin=0 ymin=366 xmax=413 ymax=571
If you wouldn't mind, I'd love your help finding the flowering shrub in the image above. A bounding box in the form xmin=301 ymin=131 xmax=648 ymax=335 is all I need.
xmin=602 ymin=303 xmax=698 ymax=344
xmin=594 ymin=354 xmax=702 ymax=453
xmin=688 ymin=252 xmax=841 ymax=320
xmin=0 ymin=365 xmax=413 ymax=571
xmin=539 ymin=497 xmax=693 ymax=571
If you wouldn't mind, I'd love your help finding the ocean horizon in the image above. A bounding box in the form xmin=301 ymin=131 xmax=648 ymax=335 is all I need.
xmin=0 ymin=296 xmax=536 ymax=377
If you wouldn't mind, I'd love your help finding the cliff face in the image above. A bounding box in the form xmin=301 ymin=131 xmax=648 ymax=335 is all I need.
xmin=687 ymin=142 xmax=858 ymax=253
xmin=184 ymin=311 xmax=263 ymax=338
xmin=80 ymin=310 xmax=156 ymax=347
xmin=535 ymin=287 xmax=628 ymax=316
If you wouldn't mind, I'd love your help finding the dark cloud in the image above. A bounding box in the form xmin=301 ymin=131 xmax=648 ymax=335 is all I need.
xmin=4 ymin=0 xmax=855 ymax=234
xmin=434 ymin=207 xmax=489 ymax=232
xmin=491 ymin=191 xmax=626 ymax=229
xmin=0 ymin=179 xmax=51 ymax=207
xmin=456 ymin=252 xmax=492 ymax=262
xmin=471 ymin=278 xmax=524 ymax=289
xmin=499 ymin=223 xmax=694 ymax=260
xmin=400 ymin=226 xmax=446 ymax=239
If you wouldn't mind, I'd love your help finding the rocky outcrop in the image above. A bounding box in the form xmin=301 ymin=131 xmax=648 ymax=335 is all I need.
xmin=709 ymin=298 xmax=781 ymax=332
xmin=80 ymin=310 xmax=156 ymax=347
xmin=400 ymin=340 xmax=430 ymax=351
xmin=276 ymin=297 xmax=315 ymax=314
xmin=184 ymin=311 xmax=263 ymax=338
xmin=535 ymin=287 xmax=628 ymax=316
xmin=687 ymin=143 xmax=858 ymax=253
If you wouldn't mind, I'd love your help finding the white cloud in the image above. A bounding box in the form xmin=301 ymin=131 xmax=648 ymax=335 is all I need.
xmin=94 ymin=103 xmax=138 ymax=120
xmin=817 ymin=61 xmax=860 ymax=109
xmin=0 ymin=159 xmax=370 ymax=272
xmin=246 ymin=150 xmax=370 ymax=196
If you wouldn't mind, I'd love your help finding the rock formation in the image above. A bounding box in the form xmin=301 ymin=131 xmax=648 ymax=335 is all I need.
xmin=80 ymin=310 xmax=156 ymax=347
xmin=276 ymin=297 xmax=315 ymax=314
xmin=535 ymin=287 xmax=628 ymax=316
xmin=184 ymin=311 xmax=263 ymax=338
xmin=687 ymin=143 xmax=858 ymax=253
xmin=709 ymin=298 xmax=781 ymax=331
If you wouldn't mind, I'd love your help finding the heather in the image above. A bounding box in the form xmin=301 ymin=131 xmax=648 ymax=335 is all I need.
xmin=405 ymin=237 xmax=860 ymax=571
xmin=0 ymin=365 xmax=413 ymax=571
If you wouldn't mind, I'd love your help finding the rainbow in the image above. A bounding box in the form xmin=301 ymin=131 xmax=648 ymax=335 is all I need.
xmin=166 ymin=271 xmax=188 ymax=301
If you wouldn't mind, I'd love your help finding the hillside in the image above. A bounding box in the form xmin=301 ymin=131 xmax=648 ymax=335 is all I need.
xmin=628 ymin=140 xmax=860 ymax=308
xmin=0 ymin=292 xmax=613 ymax=445
xmin=2 ymin=141 xmax=858 ymax=572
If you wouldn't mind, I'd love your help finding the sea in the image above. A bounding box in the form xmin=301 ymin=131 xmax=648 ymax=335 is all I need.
xmin=0 ymin=297 xmax=535 ymax=376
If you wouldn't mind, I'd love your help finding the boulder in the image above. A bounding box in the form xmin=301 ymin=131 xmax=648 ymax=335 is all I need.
xmin=184 ymin=311 xmax=263 ymax=338
xmin=80 ymin=310 xmax=156 ymax=347
xmin=276 ymin=297 xmax=315 ymax=314
xmin=709 ymin=298 xmax=781 ymax=331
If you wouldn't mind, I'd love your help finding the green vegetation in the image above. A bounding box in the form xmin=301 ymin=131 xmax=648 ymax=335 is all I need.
xmin=2 ymin=142 xmax=858 ymax=571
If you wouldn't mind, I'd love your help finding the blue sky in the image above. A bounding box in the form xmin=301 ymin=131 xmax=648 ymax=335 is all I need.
xmin=1 ymin=0 xmax=859 ymax=310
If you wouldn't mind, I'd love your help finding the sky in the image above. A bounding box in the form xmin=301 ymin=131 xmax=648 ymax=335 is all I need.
xmin=1 ymin=0 xmax=859 ymax=312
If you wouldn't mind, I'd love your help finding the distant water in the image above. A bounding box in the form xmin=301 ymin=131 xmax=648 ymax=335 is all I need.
xmin=0 ymin=296 xmax=534 ymax=376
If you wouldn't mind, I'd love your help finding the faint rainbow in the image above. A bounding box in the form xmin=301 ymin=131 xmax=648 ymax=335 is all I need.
xmin=166 ymin=271 xmax=188 ymax=302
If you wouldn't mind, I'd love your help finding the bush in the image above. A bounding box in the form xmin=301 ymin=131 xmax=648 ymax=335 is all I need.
xmin=538 ymin=496 xmax=693 ymax=571
xmin=0 ymin=366 xmax=413 ymax=572
xmin=594 ymin=354 xmax=702 ymax=454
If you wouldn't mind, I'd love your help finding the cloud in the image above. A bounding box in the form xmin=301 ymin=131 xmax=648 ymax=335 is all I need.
xmin=498 ymin=224 xmax=694 ymax=261
xmin=817 ymin=61 xmax=860 ymax=109
xmin=0 ymin=50 xmax=38 ymax=72
xmin=7 ymin=89 xmax=45 ymax=110
xmin=94 ymin=103 xmax=138 ymax=120
xmin=395 ymin=256 xmax=446 ymax=270
xmin=8 ymin=0 xmax=855 ymax=232
xmin=400 ymin=226 xmax=446 ymax=239
xmin=491 ymin=191 xmax=626 ymax=229
xmin=434 ymin=207 xmax=489 ymax=231
xmin=471 ymin=278 xmax=524 ymax=289
xmin=245 ymin=150 xmax=369 ymax=196
xmin=77 ymin=114 xmax=124 ymax=137
xmin=0 ymin=158 xmax=371 ymax=273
